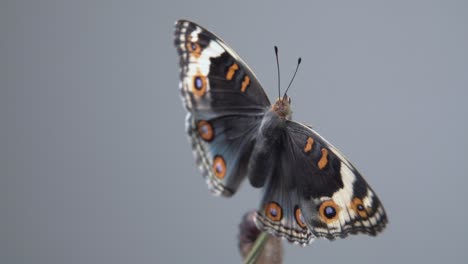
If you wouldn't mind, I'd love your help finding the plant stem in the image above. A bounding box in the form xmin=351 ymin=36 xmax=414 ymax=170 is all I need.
xmin=243 ymin=232 xmax=269 ymax=264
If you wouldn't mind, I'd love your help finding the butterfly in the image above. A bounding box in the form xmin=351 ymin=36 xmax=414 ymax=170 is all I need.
xmin=173 ymin=19 xmax=387 ymax=245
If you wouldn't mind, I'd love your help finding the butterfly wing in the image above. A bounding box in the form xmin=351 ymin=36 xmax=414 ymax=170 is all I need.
xmin=174 ymin=20 xmax=270 ymax=196
xmin=255 ymin=120 xmax=387 ymax=244
xmin=185 ymin=113 xmax=262 ymax=196
xmin=254 ymin=148 xmax=316 ymax=245
xmin=287 ymin=121 xmax=387 ymax=239
xmin=174 ymin=20 xmax=270 ymax=116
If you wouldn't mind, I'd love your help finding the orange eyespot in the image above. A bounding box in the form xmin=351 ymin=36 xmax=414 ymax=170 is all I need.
xmin=212 ymin=155 xmax=226 ymax=179
xmin=265 ymin=202 xmax=282 ymax=222
xmin=318 ymin=200 xmax=340 ymax=223
xmin=192 ymin=74 xmax=207 ymax=97
xmin=197 ymin=120 xmax=214 ymax=142
xmin=295 ymin=206 xmax=307 ymax=229
xmin=351 ymin=197 xmax=368 ymax=218
xmin=186 ymin=41 xmax=201 ymax=58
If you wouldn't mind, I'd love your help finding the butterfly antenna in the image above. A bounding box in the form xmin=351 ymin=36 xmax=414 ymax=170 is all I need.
xmin=274 ymin=46 xmax=281 ymax=100
xmin=283 ymin=57 xmax=302 ymax=97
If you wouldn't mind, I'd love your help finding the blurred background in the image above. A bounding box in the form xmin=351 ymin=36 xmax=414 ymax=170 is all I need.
xmin=2 ymin=0 xmax=467 ymax=263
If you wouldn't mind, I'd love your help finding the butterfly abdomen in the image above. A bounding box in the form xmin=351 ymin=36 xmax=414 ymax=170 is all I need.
xmin=247 ymin=111 xmax=287 ymax=188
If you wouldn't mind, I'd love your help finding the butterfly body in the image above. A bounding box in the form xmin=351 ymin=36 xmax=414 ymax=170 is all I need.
xmin=174 ymin=20 xmax=387 ymax=245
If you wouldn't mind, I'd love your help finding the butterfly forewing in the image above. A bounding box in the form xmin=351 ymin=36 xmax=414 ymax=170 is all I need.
xmin=174 ymin=20 xmax=270 ymax=115
xmin=285 ymin=121 xmax=388 ymax=239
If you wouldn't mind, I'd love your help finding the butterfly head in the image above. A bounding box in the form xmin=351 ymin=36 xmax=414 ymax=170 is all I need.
xmin=272 ymin=95 xmax=292 ymax=120
xmin=272 ymin=46 xmax=299 ymax=120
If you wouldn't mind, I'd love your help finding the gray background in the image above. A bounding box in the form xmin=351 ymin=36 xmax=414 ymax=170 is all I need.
xmin=2 ymin=0 xmax=467 ymax=263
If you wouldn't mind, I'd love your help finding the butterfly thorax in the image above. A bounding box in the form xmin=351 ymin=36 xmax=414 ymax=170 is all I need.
xmin=271 ymin=97 xmax=292 ymax=120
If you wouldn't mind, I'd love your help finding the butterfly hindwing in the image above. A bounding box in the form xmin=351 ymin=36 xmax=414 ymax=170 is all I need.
xmin=186 ymin=113 xmax=262 ymax=196
xmin=285 ymin=121 xmax=388 ymax=239
xmin=254 ymin=135 xmax=315 ymax=245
